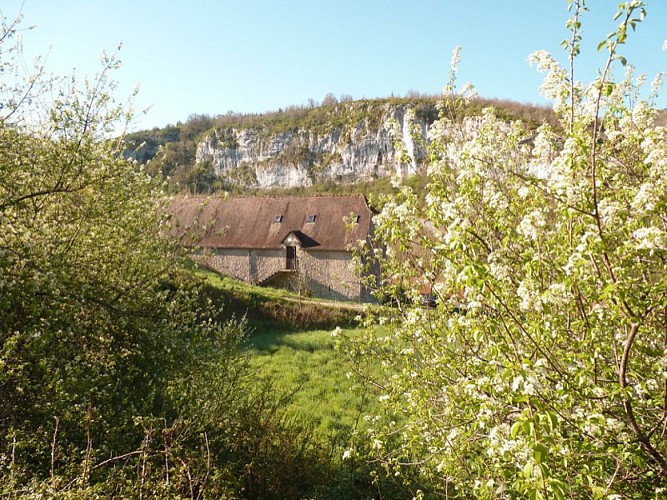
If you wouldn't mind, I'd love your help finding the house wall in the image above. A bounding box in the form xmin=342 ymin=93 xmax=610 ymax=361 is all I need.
xmin=254 ymin=249 xmax=285 ymax=283
xmin=198 ymin=248 xmax=284 ymax=284
xmin=298 ymin=249 xmax=362 ymax=301
xmin=197 ymin=248 xmax=250 ymax=281
xmin=197 ymin=247 xmax=368 ymax=302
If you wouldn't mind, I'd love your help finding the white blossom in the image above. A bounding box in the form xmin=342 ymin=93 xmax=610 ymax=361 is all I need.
xmin=633 ymin=227 xmax=666 ymax=250
xmin=631 ymin=183 xmax=656 ymax=211
xmin=518 ymin=210 xmax=546 ymax=241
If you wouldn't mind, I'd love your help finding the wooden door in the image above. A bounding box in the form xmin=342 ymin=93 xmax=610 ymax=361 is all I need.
xmin=286 ymin=246 xmax=296 ymax=270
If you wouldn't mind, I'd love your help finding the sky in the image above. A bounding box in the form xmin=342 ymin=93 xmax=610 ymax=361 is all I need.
xmin=3 ymin=1 xmax=666 ymax=131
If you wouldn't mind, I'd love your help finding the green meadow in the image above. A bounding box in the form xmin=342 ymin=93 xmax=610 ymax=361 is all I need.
xmin=197 ymin=267 xmax=382 ymax=440
xmin=248 ymin=326 xmax=369 ymax=440
xmin=193 ymin=267 xmax=416 ymax=497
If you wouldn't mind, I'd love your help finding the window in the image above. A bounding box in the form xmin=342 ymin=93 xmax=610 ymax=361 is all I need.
xmin=274 ymin=215 xmax=283 ymax=223
xmin=306 ymin=214 xmax=317 ymax=223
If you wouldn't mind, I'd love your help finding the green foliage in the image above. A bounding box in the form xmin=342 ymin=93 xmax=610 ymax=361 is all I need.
xmin=0 ymin=13 xmax=355 ymax=498
xmin=128 ymin=113 xmax=217 ymax=194
xmin=124 ymin=124 xmax=180 ymax=164
xmin=224 ymin=161 xmax=257 ymax=187
xmin=0 ymin=15 xmax=248 ymax=494
xmin=171 ymin=158 xmax=223 ymax=194
xmin=345 ymin=1 xmax=667 ymax=497
xmin=211 ymin=126 xmax=239 ymax=149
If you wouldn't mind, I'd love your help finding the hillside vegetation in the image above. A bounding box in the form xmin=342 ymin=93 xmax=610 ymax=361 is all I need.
xmin=126 ymin=95 xmax=559 ymax=195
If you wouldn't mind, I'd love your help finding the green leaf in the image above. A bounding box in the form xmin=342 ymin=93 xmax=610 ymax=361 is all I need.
xmin=523 ymin=461 xmax=534 ymax=479
xmin=533 ymin=443 xmax=549 ymax=464
xmin=550 ymin=479 xmax=567 ymax=500
xmin=547 ymin=411 xmax=558 ymax=432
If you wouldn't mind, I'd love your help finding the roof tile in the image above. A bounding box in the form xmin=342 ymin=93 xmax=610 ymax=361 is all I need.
xmin=168 ymin=194 xmax=373 ymax=251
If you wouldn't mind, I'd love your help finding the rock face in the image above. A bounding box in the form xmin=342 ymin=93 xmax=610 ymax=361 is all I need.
xmin=195 ymin=104 xmax=427 ymax=189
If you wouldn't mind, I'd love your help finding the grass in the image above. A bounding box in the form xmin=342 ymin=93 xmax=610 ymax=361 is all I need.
xmin=247 ymin=325 xmax=375 ymax=440
xmin=198 ymin=267 xmax=299 ymax=302
xmin=196 ymin=266 xmax=366 ymax=329
xmin=196 ymin=266 xmax=381 ymax=440
xmin=195 ymin=267 xmax=425 ymax=497
xmin=197 ymin=266 xmax=367 ymax=310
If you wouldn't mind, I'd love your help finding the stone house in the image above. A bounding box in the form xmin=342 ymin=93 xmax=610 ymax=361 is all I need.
xmin=168 ymin=194 xmax=375 ymax=301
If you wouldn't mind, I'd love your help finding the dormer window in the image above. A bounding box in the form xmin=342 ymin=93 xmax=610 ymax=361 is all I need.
xmin=274 ymin=215 xmax=283 ymax=223
xmin=353 ymin=215 xmax=361 ymax=223
xmin=306 ymin=214 xmax=317 ymax=223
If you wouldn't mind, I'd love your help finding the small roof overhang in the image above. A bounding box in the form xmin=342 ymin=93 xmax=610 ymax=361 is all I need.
xmin=282 ymin=230 xmax=319 ymax=248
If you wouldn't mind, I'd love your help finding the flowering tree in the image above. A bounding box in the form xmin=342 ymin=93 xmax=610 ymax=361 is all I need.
xmin=345 ymin=1 xmax=667 ymax=497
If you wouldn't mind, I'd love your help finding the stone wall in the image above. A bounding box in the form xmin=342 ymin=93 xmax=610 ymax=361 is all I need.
xmin=198 ymin=248 xmax=285 ymax=284
xmin=196 ymin=246 xmax=369 ymax=302
xmin=253 ymin=249 xmax=285 ymax=283
xmin=298 ymin=249 xmax=361 ymax=301
xmin=197 ymin=248 xmax=249 ymax=281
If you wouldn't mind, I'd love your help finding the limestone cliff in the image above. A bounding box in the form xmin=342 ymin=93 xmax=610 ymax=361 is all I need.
xmin=126 ymin=96 xmax=557 ymax=193
xmin=195 ymin=103 xmax=428 ymax=189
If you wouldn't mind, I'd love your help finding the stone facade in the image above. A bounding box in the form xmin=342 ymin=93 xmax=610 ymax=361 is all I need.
xmin=298 ymin=250 xmax=360 ymax=300
xmin=198 ymin=248 xmax=284 ymax=284
xmin=198 ymin=247 xmax=364 ymax=301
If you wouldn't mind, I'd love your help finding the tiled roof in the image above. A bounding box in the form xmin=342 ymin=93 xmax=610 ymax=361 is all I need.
xmin=167 ymin=194 xmax=373 ymax=251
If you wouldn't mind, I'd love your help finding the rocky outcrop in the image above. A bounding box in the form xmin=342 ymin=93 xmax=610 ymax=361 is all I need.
xmin=195 ymin=104 xmax=427 ymax=189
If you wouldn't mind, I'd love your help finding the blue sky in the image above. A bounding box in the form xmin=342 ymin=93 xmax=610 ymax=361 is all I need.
xmin=3 ymin=1 xmax=666 ymax=131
